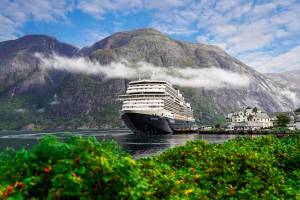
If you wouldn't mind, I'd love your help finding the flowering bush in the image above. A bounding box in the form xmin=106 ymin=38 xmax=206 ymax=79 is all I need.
xmin=140 ymin=135 xmax=300 ymax=199
xmin=0 ymin=135 xmax=299 ymax=199
xmin=0 ymin=136 xmax=149 ymax=199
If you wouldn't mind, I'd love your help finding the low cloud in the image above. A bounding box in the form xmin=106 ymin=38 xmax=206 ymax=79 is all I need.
xmin=241 ymin=46 xmax=300 ymax=73
xmin=36 ymin=53 xmax=250 ymax=89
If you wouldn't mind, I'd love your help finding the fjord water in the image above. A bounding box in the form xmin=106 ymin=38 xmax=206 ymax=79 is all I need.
xmin=0 ymin=129 xmax=248 ymax=158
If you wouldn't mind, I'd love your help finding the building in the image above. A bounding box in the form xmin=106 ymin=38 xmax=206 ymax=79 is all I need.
xmin=199 ymin=125 xmax=213 ymax=131
xmin=226 ymin=106 xmax=272 ymax=130
xmin=287 ymin=115 xmax=296 ymax=130
xmin=295 ymin=115 xmax=300 ymax=130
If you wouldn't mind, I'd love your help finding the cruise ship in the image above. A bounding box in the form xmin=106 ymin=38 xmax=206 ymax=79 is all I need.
xmin=119 ymin=80 xmax=195 ymax=134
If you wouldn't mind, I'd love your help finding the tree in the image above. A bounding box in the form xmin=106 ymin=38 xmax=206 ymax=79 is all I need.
xmin=295 ymin=108 xmax=300 ymax=112
xmin=253 ymin=107 xmax=258 ymax=113
xmin=277 ymin=113 xmax=291 ymax=127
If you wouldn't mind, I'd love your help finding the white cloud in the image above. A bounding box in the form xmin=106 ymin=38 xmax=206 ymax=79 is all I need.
xmin=263 ymin=46 xmax=300 ymax=72
xmin=0 ymin=0 xmax=74 ymax=41
xmin=230 ymin=2 xmax=252 ymax=19
xmin=1 ymin=0 xmax=300 ymax=73
xmin=0 ymin=14 xmax=20 ymax=41
xmin=216 ymin=0 xmax=237 ymax=12
xmin=275 ymin=29 xmax=289 ymax=38
xmin=240 ymin=46 xmax=300 ymax=73
xmin=191 ymin=0 xmax=300 ymax=72
xmin=145 ymin=0 xmax=184 ymax=10
xmin=36 ymin=53 xmax=251 ymax=89
xmin=196 ymin=35 xmax=210 ymax=44
xmin=214 ymin=43 xmax=227 ymax=50
xmin=151 ymin=22 xmax=195 ymax=35
xmin=77 ymin=0 xmax=196 ymax=36
xmin=0 ymin=0 xmax=73 ymax=22
xmin=252 ymin=2 xmax=278 ymax=16
xmin=77 ymin=0 xmax=143 ymax=19
xmin=80 ymin=29 xmax=109 ymax=47
xmin=77 ymin=0 xmax=185 ymax=19
xmin=213 ymin=24 xmax=237 ymax=37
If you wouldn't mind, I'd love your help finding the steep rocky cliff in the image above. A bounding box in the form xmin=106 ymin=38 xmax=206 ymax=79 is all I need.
xmin=0 ymin=28 xmax=298 ymax=130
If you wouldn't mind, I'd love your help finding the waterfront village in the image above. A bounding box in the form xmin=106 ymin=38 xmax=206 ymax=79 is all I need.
xmin=220 ymin=106 xmax=300 ymax=131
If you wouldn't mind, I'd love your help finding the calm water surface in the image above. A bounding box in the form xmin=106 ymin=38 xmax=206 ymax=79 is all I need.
xmin=0 ymin=129 xmax=257 ymax=158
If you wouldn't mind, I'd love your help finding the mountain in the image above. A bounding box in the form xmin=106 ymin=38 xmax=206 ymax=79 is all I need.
xmin=78 ymin=28 xmax=298 ymax=113
xmin=0 ymin=28 xmax=299 ymax=130
xmin=0 ymin=35 xmax=78 ymax=95
xmin=265 ymin=70 xmax=300 ymax=111
xmin=265 ymin=70 xmax=300 ymax=92
xmin=0 ymin=35 xmax=79 ymax=130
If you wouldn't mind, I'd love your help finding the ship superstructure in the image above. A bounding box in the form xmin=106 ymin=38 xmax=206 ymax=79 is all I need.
xmin=119 ymin=80 xmax=195 ymax=134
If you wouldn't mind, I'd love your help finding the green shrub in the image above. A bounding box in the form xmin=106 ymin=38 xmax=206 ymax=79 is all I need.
xmin=140 ymin=135 xmax=300 ymax=199
xmin=0 ymin=135 xmax=299 ymax=199
xmin=0 ymin=136 xmax=149 ymax=199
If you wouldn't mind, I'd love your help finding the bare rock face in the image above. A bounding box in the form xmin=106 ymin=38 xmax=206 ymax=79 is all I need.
xmin=0 ymin=28 xmax=299 ymax=130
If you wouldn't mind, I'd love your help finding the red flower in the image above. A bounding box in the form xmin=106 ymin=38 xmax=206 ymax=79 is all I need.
xmin=229 ymin=186 xmax=235 ymax=195
xmin=15 ymin=181 xmax=25 ymax=189
xmin=44 ymin=167 xmax=50 ymax=174
xmin=3 ymin=185 xmax=14 ymax=197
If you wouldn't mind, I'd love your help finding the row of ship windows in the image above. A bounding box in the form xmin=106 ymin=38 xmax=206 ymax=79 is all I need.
xmin=128 ymin=88 xmax=165 ymax=91
xmin=127 ymin=88 xmax=180 ymax=100
xmin=123 ymin=95 xmax=189 ymax=106
xmin=122 ymin=105 xmax=191 ymax=110
xmin=129 ymin=84 xmax=177 ymax=94
xmin=123 ymin=106 xmax=163 ymax=108
xmin=162 ymin=106 xmax=193 ymax=114
xmin=122 ymin=101 xmax=191 ymax=113
xmin=129 ymin=84 xmax=165 ymax=87
xmin=123 ymin=100 xmax=190 ymax=105
xmin=123 ymin=94 xmax=179 ymax=99
xmin=128 ymin=87 xmax=165 ymax=90
xmin=120 ymin=96 xmax=166 ymax=100
xmin=123 ymin=101 xmax=164 ymax=103
xmin=233 ymin=119 xmax=270 ymax=122
xmin=124 ymin=102 xmax=164 ymax=105
xmin=123 ymin=99 xmax=163 ymax=102
xmin=123 ymin=97 xmax=183 ymax=105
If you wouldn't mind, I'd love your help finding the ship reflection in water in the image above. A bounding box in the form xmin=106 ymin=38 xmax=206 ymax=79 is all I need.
xmin=0 ymin=129 xmax=259 ymax=159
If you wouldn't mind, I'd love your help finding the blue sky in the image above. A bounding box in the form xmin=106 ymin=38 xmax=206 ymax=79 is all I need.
xmin=0 ymin=0 xmax=300 ymax=73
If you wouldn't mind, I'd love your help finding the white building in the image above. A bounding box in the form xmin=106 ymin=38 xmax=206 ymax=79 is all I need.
xmin=287 ymin=115 xmax=296 ymax=130
xmin=226 ymin=106 xmax=273 ymax=130
xmin=296 ymin=115 xmax=300 ymax=130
